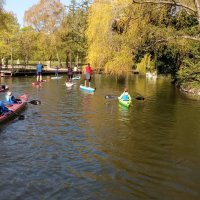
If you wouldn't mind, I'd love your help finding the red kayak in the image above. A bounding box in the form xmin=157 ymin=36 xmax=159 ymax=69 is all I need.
xmin=0 ymin=94 xmax=28 ymax=124
xmin=0 ymin=85 xmax=9 ymax=92
xmin=32 ymin=80 xmax=47 ymax=86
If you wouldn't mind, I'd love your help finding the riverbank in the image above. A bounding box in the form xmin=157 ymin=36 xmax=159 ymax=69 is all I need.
xmin=180 ymin=82 xmax=200 ymax=96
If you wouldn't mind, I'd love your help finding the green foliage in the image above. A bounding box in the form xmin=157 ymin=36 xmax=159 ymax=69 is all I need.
xmin=171 ymin=11 xmax=198 ymax=30
xmin=105 ymin=47 xmax=132 ymax=76
xmin=136 ymin=54 xmax=151 ymax=74
xmin=0 ymin=0 xmax=199 ymax=91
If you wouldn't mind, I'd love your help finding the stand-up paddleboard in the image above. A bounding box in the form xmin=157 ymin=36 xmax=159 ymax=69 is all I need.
xmin=51 ymin=76 xmax=63 ymax=80
xmin=72 ymin=76 xmax=81 ymax=80
xmin=80 ymin=84 xmax=95 ymax=92
xmin=32 ymin=80 xmax=47 ymax=86
xmin=65 ymin=82 xmax=74 ymax=87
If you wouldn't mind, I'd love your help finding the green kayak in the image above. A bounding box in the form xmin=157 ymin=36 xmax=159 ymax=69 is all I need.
xmin=118 ymin=97 xmax=131 ymax=108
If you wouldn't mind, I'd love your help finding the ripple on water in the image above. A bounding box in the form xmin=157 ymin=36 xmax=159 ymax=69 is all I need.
xmin=0 ymin=76 xmax=200 ymax=200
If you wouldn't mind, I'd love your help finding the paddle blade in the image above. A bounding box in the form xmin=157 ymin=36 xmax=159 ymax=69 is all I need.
xmin=105 ymin=95 xmax=117 ymax=99
xmin=29 ymin=100 xmax=41 ymax=105
xmin=135 ymin=96 xmax=145 ymax=100
xmin=18 ymin=115 xmax=25 ymax=120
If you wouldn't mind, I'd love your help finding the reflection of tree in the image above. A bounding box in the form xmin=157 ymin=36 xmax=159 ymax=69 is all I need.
xmin=79 ymin=75 xmax=200 ymax=199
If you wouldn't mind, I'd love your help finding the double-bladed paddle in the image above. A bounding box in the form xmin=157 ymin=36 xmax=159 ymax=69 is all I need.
xmin=9 ymin=100 xmax=41 ymax=120
xmin=15 ymin=99 xmax=41 ymax=105
xmin=105 ymin=95 xmax=145 ymax=100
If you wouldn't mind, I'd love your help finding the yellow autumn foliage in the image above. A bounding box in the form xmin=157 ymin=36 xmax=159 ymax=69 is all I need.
xmin=105 ymin=47 xmax=132 ymax=76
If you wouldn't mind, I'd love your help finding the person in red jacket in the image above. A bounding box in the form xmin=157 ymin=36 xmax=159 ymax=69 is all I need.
xmin=85 ymin=63 xmax=92 ymax=87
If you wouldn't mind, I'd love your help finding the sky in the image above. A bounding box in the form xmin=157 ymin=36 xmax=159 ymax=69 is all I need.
xmin=4 ymin=0 xmax=71 ymax=27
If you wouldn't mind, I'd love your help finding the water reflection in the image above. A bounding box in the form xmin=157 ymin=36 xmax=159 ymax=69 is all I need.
xmin=118 ymin=104 xmax=130 ymax=122
xmin=0 ymin=75 xmax=200 ymax=200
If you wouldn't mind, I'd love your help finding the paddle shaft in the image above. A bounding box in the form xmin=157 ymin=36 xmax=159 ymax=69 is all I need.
xmin=21 ymin=100 xmax=41 ymax=105
xmin=105 ymin=95 xmax=145 ymax=100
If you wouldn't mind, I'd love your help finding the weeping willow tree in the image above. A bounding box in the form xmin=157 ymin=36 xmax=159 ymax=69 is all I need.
xmin=86 ymin=0 xmax=133 ymax=76
xmin=86 ymin=0 xmax=200 ymax=90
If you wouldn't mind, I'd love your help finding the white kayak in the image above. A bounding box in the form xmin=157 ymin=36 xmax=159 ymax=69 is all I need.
xmin=51 ymin=76 xmax=63 ymax=79
xmin=72 ymin=76 xmax=81 ymax=80
xmin=65 ymin=82 xmax=74 ymax=87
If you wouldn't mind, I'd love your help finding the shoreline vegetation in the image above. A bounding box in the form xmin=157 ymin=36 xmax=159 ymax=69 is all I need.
xmin=180 ymin=82 xmax=200 ymax=96
xmin=0 ymin=0 xmax=200 ymax=98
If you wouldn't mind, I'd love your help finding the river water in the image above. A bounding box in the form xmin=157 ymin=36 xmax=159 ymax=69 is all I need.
xmin=0 ymin=74 xmax=200 ymax=200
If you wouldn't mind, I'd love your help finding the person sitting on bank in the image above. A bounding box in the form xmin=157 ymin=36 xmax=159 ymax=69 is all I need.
xmin=118 ymin=88 xmax=131 ymax=101
xmin=5 ymin=91 xmax=21 ymax=106
xmin=0 ymin=100 xmax=9 ymax=115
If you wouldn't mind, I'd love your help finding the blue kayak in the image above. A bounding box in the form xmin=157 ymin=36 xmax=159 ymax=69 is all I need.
xmin=80 ymin=85 xmax=95 ymax=92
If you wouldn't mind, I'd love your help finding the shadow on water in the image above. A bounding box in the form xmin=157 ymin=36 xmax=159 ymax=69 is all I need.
xmin=0 ymin=75 xmax=200 ymax=200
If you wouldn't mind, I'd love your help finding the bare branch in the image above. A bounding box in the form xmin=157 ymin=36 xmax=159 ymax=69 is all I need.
xmin=132 ymin=0 xmax=196 ymax=13
xmin=194 ymin=0 xmax=200 ymax=24
xmin=156 ymin=35 xmax=200 ymax=43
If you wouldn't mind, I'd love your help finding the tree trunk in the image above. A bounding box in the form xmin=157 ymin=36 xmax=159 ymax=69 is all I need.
xmin=66 ymin=50 xmax=69 ymax=68
xmin=55 ymin=47 xmax=61 ymax=66
xmin=70 ymin=51 xmax=72 ymax=68
xmin=10 ymin=47 xmax=13 ymax=69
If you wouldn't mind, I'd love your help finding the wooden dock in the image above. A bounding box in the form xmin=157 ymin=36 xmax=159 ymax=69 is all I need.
xmin=0 ymin=65 xmax=82 ymax=77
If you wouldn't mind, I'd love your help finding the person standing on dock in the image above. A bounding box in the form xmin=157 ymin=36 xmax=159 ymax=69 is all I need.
xmin=36 ymin=61 xmax=43 ymax=82
xmin=84 ymin=63 xmax=93 ymax=87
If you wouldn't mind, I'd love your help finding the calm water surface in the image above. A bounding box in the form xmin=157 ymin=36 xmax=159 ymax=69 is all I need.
xmin=0 ymin=75 xmax=200 ymax=200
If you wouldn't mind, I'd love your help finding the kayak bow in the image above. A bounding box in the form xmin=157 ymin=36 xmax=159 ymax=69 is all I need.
xmin=0 ymin=94 xmax=28 ymax=124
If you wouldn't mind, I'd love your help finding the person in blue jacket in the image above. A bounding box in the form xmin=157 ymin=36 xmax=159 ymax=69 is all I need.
xmin=36 ymin=61 xmax=43 ymax=82
xmin=118 ymin=88 xmax=131 ymax=101
xmin=5 ymin=91 xmax=20 ymax=106
xmin=0 ymin=100 xmax=9 ymax=115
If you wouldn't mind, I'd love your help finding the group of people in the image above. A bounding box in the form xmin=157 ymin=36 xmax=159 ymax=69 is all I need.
xmin=0 ymin=61 xmax=130 ymax=115
xmin=65 ymin=63 xmax=93 ymax=87
xmin=0 ymin=91 xmax=20 ymax=115
xmin=36 ymin=61 xmax=130 ymax=99
xmin=36 ymin=62 xmax=93 ymax=88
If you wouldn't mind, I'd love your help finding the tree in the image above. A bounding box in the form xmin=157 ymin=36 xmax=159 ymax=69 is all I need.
xmin=24 ymin=0 xmax=65 ymax=33
xmin=85 ymin=0 xmax=200 ymax=87
xmin=56 ymin=0 xmax=90 ymax=66
xmin=132 ymin=0 xmax=200 ymax=29
xmin=0 ymin=11 xmax=20 ymax=66
xmin=16 ymin=27 xmax=38 ymax=65
xmin=86 ymin=0 xmax=135 ymax=76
